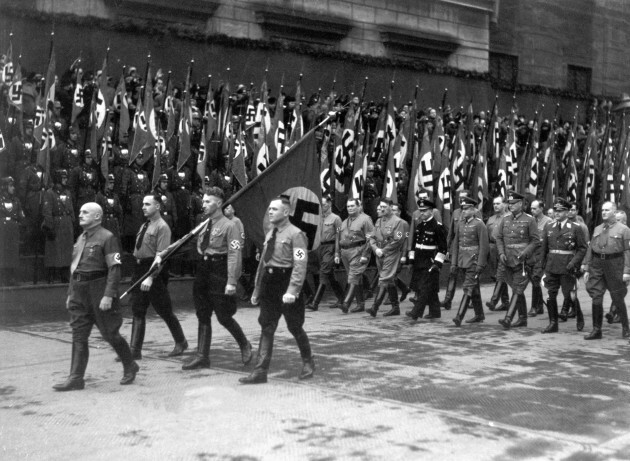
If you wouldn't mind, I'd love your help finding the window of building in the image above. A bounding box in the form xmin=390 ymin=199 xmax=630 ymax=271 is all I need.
xmin=567 ymin=65 xmax=592 ymax=94
xmin=489 ymin=52 xmax=518 ymax=87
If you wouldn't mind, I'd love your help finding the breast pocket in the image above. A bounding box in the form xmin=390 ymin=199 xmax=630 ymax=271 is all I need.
xmin=86 ymin=243 xmax=103 ymax=261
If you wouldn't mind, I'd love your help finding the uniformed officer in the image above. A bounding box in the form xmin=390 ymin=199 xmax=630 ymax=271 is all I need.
xmin=581 ymin=201 xmax=630 ymax=340
xmin=366 ymin=199 xmax=406 ymax=317
xmin=405 ymin=197 xmax=448 ymax=320
xmin=306 ymin=195 xmax=344 ymax=311
xmin=442 ymin=190 xmax=482 ymax=311
xmin=155 ymin=173 xmax=177 ymax=231
xmin=42 ymin=169 xmax=74 ymax=283
xmin=161 ymin=187 xmax=251 ymax=370
xmin=0 ymin=177 xmax=24 ymax=286
xmin=239 ymin=196 xmax=314 ymax=384
xmin=128 ymin=194 xmax=188 ymax=360
xmin=390 ymin=203 xmax=411 ymax=301
xmin=528 ymin=199 xmax=553 ymax=317
xmin=496 ymin=191 xmax=540 ymax=329
xmin=337 ymin=198 xmax=374 ymax=313
xmin=120 ymin=157 xmax=151 ymax=252
xmin=540 ymin=198 xmax=587 ymax=333
xmin=567 ymin=203 xmax=590 ymax=322
xmin=485 ymin=196 xmax=511 ymax=311
xmin=68 ymin=149 xmax=100 ymax=226
xmin=451 ymin=196 xmax=489 ymax=326
xmin=53 ymin=202 xmax=138 ymax=391
xmin=96 ymin=174 xmax=123 ymax=240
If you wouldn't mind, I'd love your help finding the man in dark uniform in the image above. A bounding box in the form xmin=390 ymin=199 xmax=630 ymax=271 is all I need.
xmin=528 ymin=199 xmax=553 ymax=317
xmin=496 ymin=191 xmax=540 ymax=329
xmin=120 ymin=156 xmax=150 ymax=252
xmin=581 ymin=201 xmax=630 ymax=340
xmin=53 ymin=202 xmax=138 ymax=391
xmin=442 ymin=190 xmax=482 ymax=310
xmin=405 ymin=197 xmax=448 ymax=320
xmin=451 ymin=196 xmax=489 ymax=326
xmin=96 ymin=174 xmax=123 ymax=240
xmin=42 ymin=169 xmax=74 ymax=283
xmin=69 ymin=149 xmax=100 ymax=228
xmin=127 ymin=193 xmax=188 ymax=360
xmin=337 ymin=198 xmax=374 ymax=313
xmin=540 ymin=198 xmax=587 ymax=333
xmin=485 ymin=195 xmax=511 ymax=311
xmin=306 ymin=195 xmax=344 ymax=311
xmin=239 ymin=196 xmax=314 ymax=384
xmin=160 ymin=187 xmax=252 ymax=370
xmin=0 ymin=177 xmax=24 ymax=286
xmin=155 ymin=173 xmax=177 ymax=231
xmin=366 ymin=199 xmax=406 ymax=317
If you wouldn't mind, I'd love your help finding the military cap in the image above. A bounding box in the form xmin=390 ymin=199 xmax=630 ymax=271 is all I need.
xmin=23 ymin=119 xmax=34 ymax=128
xmin=107 ymin=173 xmax=115 ymax=181
xmin=204 ymin=175 xmax=211 ymax=184
xmin=507 ymin=191 xmax=524 ymax=203
xmin=159 ymin=173 xmax=168 ymax=182
xmin=0 ymin=176 xmax=14 ymax=188
xmin=460 ymin=196 xmax=478 ymax=207
xmin=416 ymin=194 xmax=435 ymax=210
xmin=553 ymin=197 xmax=571 ymax=211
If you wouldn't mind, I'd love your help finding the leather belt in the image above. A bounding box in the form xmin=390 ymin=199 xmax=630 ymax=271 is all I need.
xmin=320 ymin=240 xmax=335 ymax=246
xmin=265 ymin=266 xmax=292 ymax=274
xmin=506 ymin=243 xmax=528 ymax=249
xmin=415 ymin=244 xmax=437 ymax=250
xmin=550 ymin=250 xmax=574 ymax=255
xmin=203 ymin=253 xmax=227 ymax=261
xmin=340 ymin=240 xmax=366 ymax=249
xmin=460 ymin=246 xmax=479 ymax=251
xmin=592 ymin=251 xmax=623 ymax=260
xmin=72 ymin=271 xmax=108 ymax=281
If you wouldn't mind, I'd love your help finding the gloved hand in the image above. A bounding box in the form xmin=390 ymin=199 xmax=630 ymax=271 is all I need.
xmin=499 ymin=254 xmax=507 ymax=264
xmin=407 ymin=250 xmax=415 ymax=261
xmin=566 ymin=261 xmax=576 ymax=272
xmin=429 ymin=263 xmax=440 ymax=273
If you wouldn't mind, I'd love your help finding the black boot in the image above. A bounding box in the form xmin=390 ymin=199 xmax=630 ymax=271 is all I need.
xmin=182 ymin=323 xmax=211 ymax=369
xmin=130 ymin=316 xmax=145 ymax=360
xmin=299 ymin=356 xmax=315 ymax=380
xmin=452 ymin=294 xmax=470 ymax=327
xmin=486 ymin=281 xmax=505 ymax=311
xmin=110 ymin=334 xmax=139 ymax=385
xmin=616 ymin=302 xmax=630 ymax=339
xmin=168 ymin=340 xmax=189 ymax=357
xmin=306 ymin=283 xmax=326 ymax=311
xmin=383 ymin=286 xmax=400 ymax=316
xmin=240 ymin=331 xmax=273 ymax=384
xmin=498 ymin=293 xmax=519 ymax=329
xmin=528 ymin=285 xmax=543 ymax=316
xmin=605 ymin=304 xmax=616 ymax=324
xmin=340 ymin=284 xmax=357 ymax=314
xmin=53 ymin=342 xmax=89 ymax=391
xmin=558 ymin=299 xmax=570 ymax=322
xmin=405 ymin=293 xmax=425 ymax=320
xmin=396 ymin=278 xmax=410 ymax=302
xmin=351 ymin=285 xmax=365 ymax=313
xmin=293 ymin=328 xmax=314 ymax=380
xmin=465 ymin=287 xmax=485 ymax=324
xmin=366 ymin=286 xmax=387 ymax=317
xmin=584 ymin=303 xmax=603 ymax=340
xmin=542 ymin=297 xmax=559 ymax=333
xmin=441 ymin=270 xmax=457 ymax=310
xmin=511 ymin=295 xmax=528 ymax=328
xmin=573 ymin=296 xmax=585 ymax=331
xmin=329 ymin=276 xmax=345 ymax=308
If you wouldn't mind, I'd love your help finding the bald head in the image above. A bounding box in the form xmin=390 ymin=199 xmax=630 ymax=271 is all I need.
xmin=79 ymin=202 xmax=103 ymax=230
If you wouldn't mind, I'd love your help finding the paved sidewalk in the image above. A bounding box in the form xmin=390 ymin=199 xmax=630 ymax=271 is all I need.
xmin=1 ymin=282 xmax=629 ymax=460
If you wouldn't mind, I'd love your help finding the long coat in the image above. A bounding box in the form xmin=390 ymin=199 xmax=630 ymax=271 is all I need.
xmin=42 ymin=187 xmax=74 ymax=267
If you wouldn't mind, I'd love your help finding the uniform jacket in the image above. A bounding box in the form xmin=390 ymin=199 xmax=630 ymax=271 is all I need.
xmin=496 ymin=211 xmax=540 ymax=268
xmin=369 ymin=214 xmax=406 ymax=257
xmin=197 ymin=215 xmax=243 ymax=286
xmin=408 ymin=216 xmax=448 ymax=269
xmin=583 ymin=221 xmax=630 ymax=275
xmin=339 ymin=213 xmax=374 ymax=259
xmin=451 ymin=216 xmax=489 ymax=270
xmin=541 ymin=220 xmax=587 ymax=274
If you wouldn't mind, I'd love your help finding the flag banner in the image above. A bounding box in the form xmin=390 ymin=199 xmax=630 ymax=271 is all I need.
xmin=543 ymin=149 xmax=558 ymax=213
xmin=334 ymin=105 xmax=354 ymax=209
xmin=350 ymin=146 xmax=364 ymax=199
xmin=142 ymin=69 xmax=157 ymax=150
xmin=497 ymin=144 xmax=507 ymax=198
xmin=8 ymin=63 xmax=22 ymax=109
xmin=418 ymin=127 xmax=434 ymax=194
xmin=581 ymin=154 xmax=596 ymax=229
xmin=176 ymin=93 xmax=192 ymax=171
xmin=71 ymin=69 xmax=84 ymax=125
xmin=196 ymin=125 xmax=207 ymax=184
xmin=114 ymin=70 xmax=130 ymax=137
xmin=370 ymin=106 xmax=386 ymax=163
xmin=129 ymin=95 xmax=147 ymax=164
xmin=226 ymin=129 xmax=322 ymax=251
xmin=382 ymin=137 xmax=398 ymax=203
xmin=436 ymin=167 xmax=452 ymax=230
xmin=565 ymin=154 xmax=578 ymax=204
xmin=451 ymin=124 xmax=466 ymax=192
xmin=431 ymin=116 xmax=446 ymax=178
xmin=472 ymin=133 xmax=488 ymax=210
xmin=0 ymin=127 xmax=5 ymax=151
xmin=231 ymin=128 xmax=248 ymax=188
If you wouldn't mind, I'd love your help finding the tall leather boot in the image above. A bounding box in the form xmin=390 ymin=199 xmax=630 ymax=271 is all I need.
xmin=486 ymin=281 xmax=504 ymax=311
xmin=340 ymin=283 xmax=357 ymax=314
xmin=584 ymin=303 xmax=603 ymax=340
xmin=511 ymin=294 xmax=528 ymax=328
xmin=110 ymin=334 xmax=139 ymax=385
xmin=542 ymin=297 xmax=559 ymax=333
xmin=396 ymin=278 xmax=410 ymax=302
xmin=466 ymin=286 xmax=485 ymax=324
xmin=293 ymin=328 xmax=315 ymax=380
xmin=329 ymin=275 xmax=345 ymax=307
xmin=306 ymin=283 xmax=326 ymax=311
xmin=558 ymin=298 xmax=570 ymax=322
xmin=498 ymin=293 xmax=520 ymax=329
xmin=240 ymin=330 xmax=274 ymax=384
xmin=605 ymin=304 xmax=617 ymax=324
xmin=528 ymin=285 xmax=543 ymax=316
xmin=405 ymin=292 xmax=426 ymax=320
xmin=615 ymin=301 xmax=630 ymax=338
xmin=383 ymin=286 xmax=400 ymax=316
xmin=441 ymin=271 xmax=457 ymax=310
xmin=130 ymin=316 xmax=146 ymax=360
xmin=182 ymin=323 xmax=211 ymax=369
xmin=573 ymin=296 xmax=585 ymax=331
xmin=366 ymin=285 xmax=387 ymax=317
xmin=53 ymin=342 xmax=89 ymax=391
xmin=351 ymin=285 xmax=365 ymax=313
xmin=452 ymin=294 xmax=470 ymax=327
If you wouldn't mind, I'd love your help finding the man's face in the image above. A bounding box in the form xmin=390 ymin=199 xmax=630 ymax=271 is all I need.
xmin=159 ymin=180 xmax=168 ymax=190
xmin=268 ymin=199 xmax=289 ymax=225
xmin=508 ymin=200 xmax=523 ymax=215
xmin=461 ymin=205 xmax=475 ymax=220
xmin=392 ymin=205 xmax=401 ymax=217
xmin=568 ymin=206 xmax=577 ymax=219
xmin=322 ymin=199 xmax=332 ymax=213
xmin=530 ymin=201 xmax=542 ymax=217
xmin=202 ymin=194 xmax=222 ymax=216
xmin=419 ymin=208 xmax=433 ymax=221
xmin=223 ymin=204 xmax=235 ymax=219
xmin=493 ymin=198 xmax=505 ymax=214
xmin=79 ymin=205 xmax=100 ymax=228
xmin=377 ymin=201 xmax=391 ymax=218
xmin=346 ymin=201 xmax=359 ymax=216
xmin=602 ymin=203 xmax=615 ymax=222
xmin=142 ymin=197 xmax=160 ymax=219
xmin=554 ymin=209 xmax=568 ymax=222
